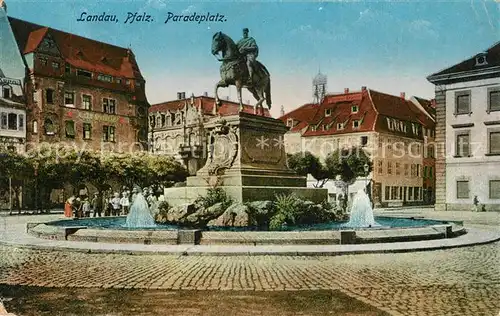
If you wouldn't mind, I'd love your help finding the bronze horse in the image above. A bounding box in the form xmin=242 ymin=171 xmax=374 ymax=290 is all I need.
xmin=211 ymin=32 xmax=271 ymax=115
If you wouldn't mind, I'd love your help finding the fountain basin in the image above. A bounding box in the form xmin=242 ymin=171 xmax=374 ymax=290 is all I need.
xmin=27 ymin=216 xmax=466 ymax=245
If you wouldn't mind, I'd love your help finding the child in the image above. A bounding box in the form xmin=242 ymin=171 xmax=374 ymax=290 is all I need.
xmin=82 ymin=197 xmax=91 ymax=218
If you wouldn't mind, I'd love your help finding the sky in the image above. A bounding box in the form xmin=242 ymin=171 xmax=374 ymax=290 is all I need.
xmin=5 ymin=0 xmax=500 ymax=117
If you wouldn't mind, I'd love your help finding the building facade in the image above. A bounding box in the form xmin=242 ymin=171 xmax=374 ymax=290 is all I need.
xmin=0 ymin=3 xmax=26 ymax=153
xmin=279 ymin=87 xmax=436 ymax=207
xmin=428 ymin=41 xmax=500 ymax=211
xmin=149 ymin=93 xmax=269 ymax=175
xmin=6 ymin=15 xmax=149 ymax=153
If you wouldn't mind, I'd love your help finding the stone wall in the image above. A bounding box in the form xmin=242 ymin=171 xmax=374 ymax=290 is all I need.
xmin=434 ymin=88 xmax=447 ymax=211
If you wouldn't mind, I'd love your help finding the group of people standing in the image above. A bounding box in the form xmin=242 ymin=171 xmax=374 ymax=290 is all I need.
xmin=64 ymin=187 xmax=160 ymax=218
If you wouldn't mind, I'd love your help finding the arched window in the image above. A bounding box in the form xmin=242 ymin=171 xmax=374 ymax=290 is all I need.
xmin=33 ymin=120 xmax=38 ymax=134
xmin=44 ymin=118 xmax=55 ymax=135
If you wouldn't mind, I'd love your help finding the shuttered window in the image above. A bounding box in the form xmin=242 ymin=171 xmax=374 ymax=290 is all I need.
xmin=65 ymin=120 xmax=75 ymax=138
xmin=489 ymin=131 xmax=500 ymax=154
xmin=456 ymin=93 xmax=470 ymax=114
xmin=489 ymin=180 xmax=500 ymax=199
xmin=456 ymin=181 xmax=469 ymax=199
xmin=489 ymin=90 xmax=500 ymax=112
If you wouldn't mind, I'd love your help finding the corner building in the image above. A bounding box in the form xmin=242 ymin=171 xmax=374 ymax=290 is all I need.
xmin=7 ymin=17 xmax=149 ymax=152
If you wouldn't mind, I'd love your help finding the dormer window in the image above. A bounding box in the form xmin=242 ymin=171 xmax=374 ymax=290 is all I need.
xmin=286 ymin=118 xmax=294 ymax=128
xmin=351 ymin=105 xmax=358 ymax=113
xmin=386 ymin=118 xmax=393 ymax=131
xmin=311 ymin=125 xmax=317 ymax=132
xmin=2 ymin=86 xmax=12 ymax=99
xmin=98 ymin=74 xmax=113 ymax=83
xmin=76 ymin=69 xmax=92 ymax=79
xmin=352 ymin=120 xmax=360 ymax=129
xmin=325 ymin=108 xmax=332 ymax=117
xmin=337 ymin=123 xmax=344 ymax=130
xmin=76 ymin=51 xmax=84 ymax=58
xmin=476 ymin=52 xmax=488 ymax=66
xmin=322 ymin=124 xmax=328 ymax=131
xmin=101 ymin=57 xmax=108 ymax=63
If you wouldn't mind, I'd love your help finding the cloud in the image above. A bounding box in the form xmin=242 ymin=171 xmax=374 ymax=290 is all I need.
xmin=408 ymin=19 xmax=439 ymax=40
xmin=146 ymin=0 xmax=167 ymax=10
xmin=182 ymin=5 xmax=196 ymax=14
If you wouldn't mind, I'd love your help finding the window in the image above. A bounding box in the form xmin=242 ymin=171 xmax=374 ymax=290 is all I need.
xmin=103 ymin=98 xmax=116 ymax=114
xmin=423 ymin=166 xmax=428 ymax=178
xmin=386 ymin=118 xmax=393 ymax=131
xmin=116 ymin=78 xmax=122 ymax=84
xmin=416 ymin=164 xmax=420 ymax=177
xmin=65 ymin=64 xmax=70 ymax=74
xmin=65 ymin=120 xmax=75 ymax=138
xmin=408 ymin=187 xmax=413 ymax=200
xmin=64 ymin=91 xmax=75 ymax=106
xmin=455 ymin=91 xmax=471 ymax=115
xmin=33 ymin=120 xmax=38 ymax=134
xmin=360 ymin=136 xmax=368 ymax=147
xmin=83 ymin=123 xmax=92 ymax=140
xmin=429 ymin=167 xmax=433 ymax=178
xmin=2 ymin=86 xmax=11 ymax=98
xmin=351 ymin=105 xmax=358 ymax=113
xmin=488 ymin=88 xmax=500 ymax=112
xmin=102 ymin=125 xmax=115 ymax=142
xmin=286 ymin=118 xmax=294 ymax=127
xmin=456 ymin=133 xmax=470 ymax=157
xmin=98 ymin=74 xmax=113 ymax=83
xmin=311 ymin=125 xmax=317 ymax=132
xmin=353 ymin=120 xmax=360 ymax=128
xmin=414 ymin=187 xmax=420 ymax=200
xmin=456 ymin=181 xmax=469 ymax=199
xmin=44 ymin=118 xmax=55 ymax=135
xmin=411 ymin=164 xmax=415 ymax=177
xmin=387 ymin=162 xmax=392 ymax=175
xmin=378 ymin=137 xmax=383 ymax=148
xmin=7 ymin=113 xmax=17 ymax=130
xmin=377 ymin=161 xmax=383 ymax=174
xmin=46 ymin=89 xmax=54 ymax=104
xmin=395 ymin=162 xmax=400 ymax=175
xmin=136 ymin=80 xmax=142 ymax=87
xmin=76 ymin=69 xmax=92 ymax=79
xmin=52 ymin=61 xmax=59 ymax=69
xmin=325 ymin=109 xmax=332 ymax=117
xmin=404 ymin=164 xmax=409 ymax=176
xmin=82 ymin=95 xmax=92 ymax=110
xmin=488 ymin=131 xmax=500 ymax=155
xmin=489 ymin=180 xmax=500 ymax=199
xmin=322 ymin=125 xmax=328 ymax=131
xmin=18 ymin=114 xmax=24 ymax=130
xmin=385 ymin=186 xmax=390 ymax=200
xmin=337 ymin=123 xmax=344 ymax=130
xmin=39 ymin=57 xmax=47 ymax=66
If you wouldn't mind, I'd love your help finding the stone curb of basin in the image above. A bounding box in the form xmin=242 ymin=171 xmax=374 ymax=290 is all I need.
xmin=1 ymin=224 xmax=500 ymax=256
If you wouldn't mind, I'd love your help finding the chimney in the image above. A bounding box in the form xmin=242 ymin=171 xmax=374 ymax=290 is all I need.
xmin=280 ymin=105 xmax=285 ymax=117
xmin=182 ymin=92 xmax=186 ymax=99
xmin=361 ymin=86 xmax=367 ymax=92
xmin=400 ymin=92 xmax=406 ymax=99
xmin=344 ymin=88 xmax=349 ymax=94
xmin=177 ymin=92 xmax=182 ymax=100
xmin=203 ymin=92 xmax=208 ymax=97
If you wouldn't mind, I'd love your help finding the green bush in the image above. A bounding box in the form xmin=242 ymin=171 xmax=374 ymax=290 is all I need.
xmin=195 ymin=187 xmax=232 ymax=210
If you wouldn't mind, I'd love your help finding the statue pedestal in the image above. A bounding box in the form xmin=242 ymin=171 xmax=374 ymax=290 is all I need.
xmin=165 ymin=112 xmax=327 ymax=205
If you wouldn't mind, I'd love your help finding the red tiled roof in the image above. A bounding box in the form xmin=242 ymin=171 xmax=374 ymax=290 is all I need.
xmin=149 ymin=96 xmax=271 ymax=117
xmin=279 ymin=88 xmax=434 ymax=138
xmin=8 ymin=17 xmax=143 ymax=80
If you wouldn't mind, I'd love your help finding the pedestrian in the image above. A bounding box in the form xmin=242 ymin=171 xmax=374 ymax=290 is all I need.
xmin=91 ymin=192 xmax=102 ymax=217
xmin=111 ymin=192 xmax=121 ymax=216
xmin=73 ymin=197 xmax=82 ymax=218
xmin=82 ymin=197 xmax=91 ymax=217
xmin=64 ymin=196 xmax=75 ymax=217
xmin=104 ymin=193 xmax=113 ymax=217
xmin=473 ymin=195 xmax=479 ymax=212
xmin=120 ymin=191 xmax=130 ymax=215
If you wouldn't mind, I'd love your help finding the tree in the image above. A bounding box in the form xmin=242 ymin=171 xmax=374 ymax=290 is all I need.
xmin=287 ymin=152 xmax=330 ymax=187
xmin=0 ymin=149 xmax=33 ymax=213
xmin=324 ymin=146 xmax=372 ymax=207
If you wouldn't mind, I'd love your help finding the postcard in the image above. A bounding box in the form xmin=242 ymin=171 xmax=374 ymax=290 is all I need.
xmin=0 ymin=0 xmax=499 ymax=315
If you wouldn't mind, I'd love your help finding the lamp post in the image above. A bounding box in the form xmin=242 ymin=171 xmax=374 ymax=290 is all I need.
xmin=8 ymin=176 xmax=12 ymax=215
xmin=149 ymin=118 xmax=154 ymax=154
xmin=363 ymin=163 xmax=369 ymax=192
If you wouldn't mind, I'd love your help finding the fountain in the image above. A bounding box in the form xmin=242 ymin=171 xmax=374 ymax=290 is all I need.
xmin=124 ymin=187 xmax=156 ymax=228
xmin=345 ymin=189 xmax=380 ymax=228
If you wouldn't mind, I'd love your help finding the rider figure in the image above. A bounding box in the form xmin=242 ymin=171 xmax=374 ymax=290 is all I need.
xmin=236 ymin=28 xmax=259 ymax=84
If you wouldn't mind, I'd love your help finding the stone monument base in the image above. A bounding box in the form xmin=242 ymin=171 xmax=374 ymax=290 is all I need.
xmin=163 ymin=112 xmax=328 ymax=206
xmin=164 ymin=185 xmax=328 ymax=207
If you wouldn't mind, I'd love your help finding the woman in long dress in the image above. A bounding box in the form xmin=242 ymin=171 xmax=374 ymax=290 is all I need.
xmin=124 ymin=187 xmax=156 ymax=228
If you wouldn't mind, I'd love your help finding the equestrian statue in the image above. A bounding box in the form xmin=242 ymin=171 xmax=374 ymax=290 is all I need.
xmin=211 ymin=28 xmax=271 ymax=116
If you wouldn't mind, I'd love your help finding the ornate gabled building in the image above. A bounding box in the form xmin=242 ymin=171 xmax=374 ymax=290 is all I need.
xmin=279 ymin=87 xmax=436 ymax=207
xmin=6 ymin=15 xmax=149 ymax=152
xmin=428 ymin=41 xmax=500 ymax=211
xmin=148 ymin=94 xmax=270 ymax=175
